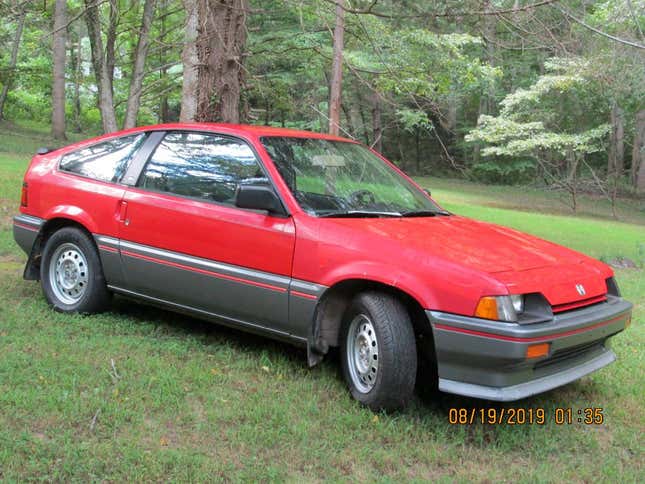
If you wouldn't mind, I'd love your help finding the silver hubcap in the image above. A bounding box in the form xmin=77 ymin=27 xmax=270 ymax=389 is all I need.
xmin=346 ymin=314 xmax=379 ymax=393
xmin=49 ymin=243 xmax=89 ymax=305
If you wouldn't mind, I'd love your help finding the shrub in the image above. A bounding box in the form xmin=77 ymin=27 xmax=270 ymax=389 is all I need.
xmin=469 ymin=159 xmax=536 ymax=185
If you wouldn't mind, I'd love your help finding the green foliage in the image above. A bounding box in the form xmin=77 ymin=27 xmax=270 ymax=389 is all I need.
xmin=0 ymin=0 xmax=643 ymax=183
xmin=466 ymin=57 xmax=616 ymax=170
xmin=469 ymin=159 xmax=536 ymax=185
xmin=467 ymin=115 xmax=611 ymax=158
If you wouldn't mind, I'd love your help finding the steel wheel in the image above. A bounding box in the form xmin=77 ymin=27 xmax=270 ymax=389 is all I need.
xmin=49 ymin=242 xmax=89 ymax=305
xmin=346 ymin=313 xmax=379 ymax=393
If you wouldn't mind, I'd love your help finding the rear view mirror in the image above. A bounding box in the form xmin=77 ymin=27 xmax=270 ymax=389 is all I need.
xmin=235 ymin=184 xmax=286 ymax=216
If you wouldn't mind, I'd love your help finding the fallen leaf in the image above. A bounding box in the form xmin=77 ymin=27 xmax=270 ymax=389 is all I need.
xmin=160 ymin=437 xmax=169 ymax=446
xmin=261 ymin=366 xmax=270 ymax=373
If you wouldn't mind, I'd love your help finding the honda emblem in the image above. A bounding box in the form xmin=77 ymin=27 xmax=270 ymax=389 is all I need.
xmin=575 ymin=284 xmax=586 ymax=296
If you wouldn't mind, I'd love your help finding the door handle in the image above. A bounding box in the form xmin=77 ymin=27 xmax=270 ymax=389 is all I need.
xmin=117 ymin=200 xmax=129 ymax=224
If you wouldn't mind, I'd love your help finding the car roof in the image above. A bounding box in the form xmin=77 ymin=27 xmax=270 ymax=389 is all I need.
xmin=130 ymin=123 xmax=352 ymax=142
xmin=43 ymin=123 xmax=356 ymax=157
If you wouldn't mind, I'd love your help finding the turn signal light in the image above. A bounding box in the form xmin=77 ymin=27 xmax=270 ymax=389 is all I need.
xmin=474 ymin=297 xmax=498 ymax=320
xmin=526 ymin=343 xmax=550 ymax=359
xmin=20 ymin=182 xmax=28 ymax=207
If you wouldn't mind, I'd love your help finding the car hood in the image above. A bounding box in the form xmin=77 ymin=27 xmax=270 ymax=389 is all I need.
xmin=324 ymin=215 xmax=587 ymax=274
xmin=318 ymin=214 xmax=612 ymax=306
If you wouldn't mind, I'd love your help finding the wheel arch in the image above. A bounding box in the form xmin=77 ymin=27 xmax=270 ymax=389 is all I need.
xmin=23 ymin=217 xmax=95 ymax=280
xmin=307 ymin=278 xmax=435 ymax=368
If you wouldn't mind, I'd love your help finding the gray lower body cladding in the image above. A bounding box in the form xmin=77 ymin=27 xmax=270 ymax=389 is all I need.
xmin=94 ymin=236 xmax=325 ymax=344
xmin=13 ymin=215 xmax=43 ymax=255
xmin=427 ymin=297 xmax=632 ymax=401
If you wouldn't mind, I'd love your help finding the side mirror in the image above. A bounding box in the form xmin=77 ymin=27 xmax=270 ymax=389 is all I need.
xmin=235 ymin=184 xmax=286 ymax=216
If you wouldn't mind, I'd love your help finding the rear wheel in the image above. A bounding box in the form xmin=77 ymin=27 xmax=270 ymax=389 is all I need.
xmin=340 ymin=291 xmax=417 ymax=411
xmin=40 ymin=227 xmax=111 ymax=313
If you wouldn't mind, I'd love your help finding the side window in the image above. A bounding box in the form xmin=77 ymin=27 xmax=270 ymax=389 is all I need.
xmin=138 ymin=132 xmax=268 ymax=204
xmin=59 ymin=133 xmax=147 ymax=183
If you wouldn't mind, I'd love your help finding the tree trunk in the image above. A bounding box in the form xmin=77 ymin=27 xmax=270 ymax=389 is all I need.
xmin=106 ymin=0 xmax=118 ymax=93
xmin=566 ymin=147 xmax=579 ymax=212
xmin=608 ymin=102 xmax=624 ymax=175
xmin=415 ymin=126 xmax=421 ymax=173
xmin=71 ymin=32 xmax=83 ymax=132
xmin=0 ymin=8 xmax=26 ymax=120
xmin=158 ymin=0 xmax=170 ymax=122
xmin=328 ymin=0 xmax=345 ymax=135
xmin=179 ymin=0 xmax=199 ymax=121
xmin=193 ymin=0 xmax=249 ymax=123
xmin=341 ymin=102 xmax=354 ymax=137
xmin=84 ymin=0 xmax=118 ymax=133
xmin=371 ymin=92 xmax=382 ymax=152
xmin=51 ymin=0 xmax=67 ymax=140
xmin=634 ymin=110 xmax=645 ymax=192
xmin=482 ymin=0 xmax=496 ymax=116
xmin=123 ymin=0 xmax=156 ymax=129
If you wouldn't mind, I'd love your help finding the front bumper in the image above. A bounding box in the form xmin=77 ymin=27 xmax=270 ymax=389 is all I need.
xmin=427 ymin=296 xmax=632 ymax=401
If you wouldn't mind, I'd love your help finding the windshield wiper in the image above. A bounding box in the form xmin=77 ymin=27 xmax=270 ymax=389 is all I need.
xmin=400 ymin=209 xmax=451 ymax=217
xmin=318 ymin=210 xmax=402 ymax=218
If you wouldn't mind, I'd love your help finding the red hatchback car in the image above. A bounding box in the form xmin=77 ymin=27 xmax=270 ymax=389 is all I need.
xmin=14 ymin=124 xmax=632 ymax=411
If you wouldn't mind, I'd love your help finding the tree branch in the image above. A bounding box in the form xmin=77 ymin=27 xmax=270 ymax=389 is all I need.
xmin=555 ymin=4 xmax=645 ymax=49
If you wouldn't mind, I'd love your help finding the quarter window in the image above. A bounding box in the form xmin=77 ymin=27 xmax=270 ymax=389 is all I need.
xmin=138 ymin=132 xmax=267 ymax=204
xmin=59 ymin=133 xmax=147 ymax=183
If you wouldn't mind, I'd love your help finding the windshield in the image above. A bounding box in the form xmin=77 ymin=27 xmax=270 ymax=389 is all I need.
xmin=261 ymin=137 xmax=444 ymax=217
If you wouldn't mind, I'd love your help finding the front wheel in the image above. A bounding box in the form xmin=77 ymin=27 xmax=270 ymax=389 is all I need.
xmin=40 ymin=227 xmax=111 ymax=313
xmin=341 ymin=291 xmax=417 ymax=411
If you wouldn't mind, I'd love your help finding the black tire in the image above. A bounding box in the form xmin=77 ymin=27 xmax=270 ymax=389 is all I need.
xmin=40 ymin=227 xmax=111 ymax=313
xmin=340 ymin=291 xmax=417 ymax=411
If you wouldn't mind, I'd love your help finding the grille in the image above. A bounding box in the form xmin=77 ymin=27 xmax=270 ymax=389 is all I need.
xmin=552 ymin=295 xmax=607 ymax=314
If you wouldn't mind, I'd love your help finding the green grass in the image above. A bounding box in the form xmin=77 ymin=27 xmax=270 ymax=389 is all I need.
xmin=0 ymin=124 xmax=643 ymax=481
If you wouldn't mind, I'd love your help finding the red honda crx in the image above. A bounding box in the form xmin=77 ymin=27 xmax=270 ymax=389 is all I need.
xmin=13 ymin=124 xmax=632 ymax=411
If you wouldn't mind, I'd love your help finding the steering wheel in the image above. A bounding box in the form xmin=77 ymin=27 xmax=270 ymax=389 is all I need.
xmin=348 ymin=189 xmax=376 ymax=208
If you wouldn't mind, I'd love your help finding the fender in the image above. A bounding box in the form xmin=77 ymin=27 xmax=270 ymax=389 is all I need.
xmin=42 ymin=205 xmax=99 ymax=234
xmin=318 ymin=260 xmax=438 ymax=310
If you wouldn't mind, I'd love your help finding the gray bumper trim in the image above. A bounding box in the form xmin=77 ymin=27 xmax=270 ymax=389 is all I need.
xmin=439 ymin=349 xmax=616 ymax=401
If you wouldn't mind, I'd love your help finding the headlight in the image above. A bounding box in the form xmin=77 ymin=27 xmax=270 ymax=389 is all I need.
xmin=475 ymin=295 xmax=525 ymax=322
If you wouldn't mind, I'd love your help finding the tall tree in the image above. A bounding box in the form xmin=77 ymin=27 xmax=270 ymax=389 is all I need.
xmin=51 ymin=0 xmax=67 ymax=140
xmin=608 ymin=102 xmax=624 ymax=175
xmin=84 ymin=0 xmax=118 ymax=133
xmin=633 ymin=110 xmax=645 ymax=192
xmin=70 ymin=29 xmax=83 ymax=133
xmin=371 ymin=92 xmax=382 ymax=152
xmin=180 ymin=0 xmax=249 ymax=123
xmin=179 ymin=0 xmax=199 ymax=121
xmin=0 ymin=4 xmax=26 ymax=120
xmin=158 ymin=0 xmax=170 ymax=122
xmin=123 ymin=0 xmax=156 ymax=129
xmin=328 ymin=0 xmax=345 ymax=135
xmin=196 ymin=0 xmax=249 ymax=122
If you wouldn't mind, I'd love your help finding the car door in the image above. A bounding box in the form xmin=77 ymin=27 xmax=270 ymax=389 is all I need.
xmin=117 ymin=131 xmax=296 ymax=336
xmin=54 ymin=132 xmax=150 ymax=288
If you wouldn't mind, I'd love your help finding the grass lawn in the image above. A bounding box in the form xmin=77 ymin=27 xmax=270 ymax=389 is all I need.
xmin=0 ymin=122 xmax=643 ymax=481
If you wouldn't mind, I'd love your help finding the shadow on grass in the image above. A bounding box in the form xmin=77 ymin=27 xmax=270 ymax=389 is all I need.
xmin=109 ymin=294 xmax=310 ymax=366
xmin=108 ymin=292 xmax=592 ymax=430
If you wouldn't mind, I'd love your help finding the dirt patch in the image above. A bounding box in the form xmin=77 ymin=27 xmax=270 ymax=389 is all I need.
xmin=605 ymin=257 xmax=641 ymax=270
